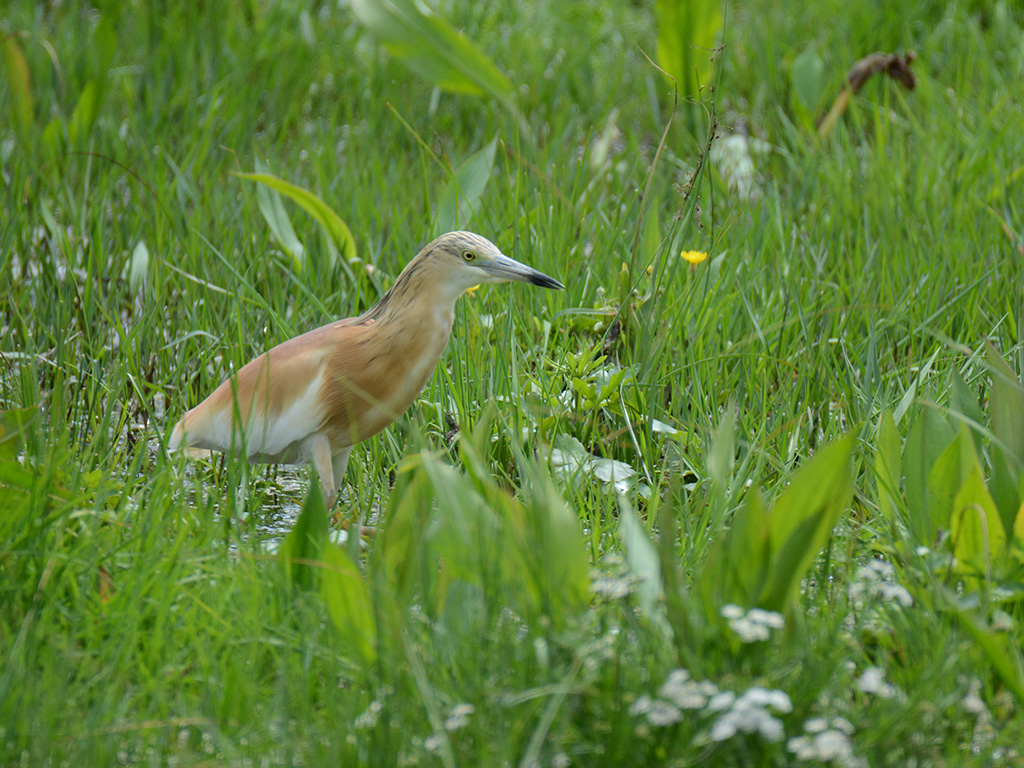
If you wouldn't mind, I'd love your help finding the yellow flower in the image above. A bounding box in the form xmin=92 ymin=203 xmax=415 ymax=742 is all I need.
xmin=680 ymin=249 xmax=708 ymax=265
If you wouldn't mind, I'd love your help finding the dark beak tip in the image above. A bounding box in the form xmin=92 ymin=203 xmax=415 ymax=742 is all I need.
xmin=531 ymin=273 xmax=565 ymax=290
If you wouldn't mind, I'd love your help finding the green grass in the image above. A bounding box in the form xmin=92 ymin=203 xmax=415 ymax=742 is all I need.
xmin=2 ymin=0 xmax=1024 ymax=764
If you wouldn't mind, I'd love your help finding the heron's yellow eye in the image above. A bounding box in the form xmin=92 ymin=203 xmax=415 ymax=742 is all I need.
xmin=461 ymin=249 xmax=476 ymax=262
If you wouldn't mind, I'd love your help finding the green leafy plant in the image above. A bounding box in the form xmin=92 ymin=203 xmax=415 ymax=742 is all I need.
xmin=874 ymin=344 xmax=1024 ymax=582
xmin=699 ymin=431 xmax=856 ymax=614
xmin=349 ymin=0 xmax=522 ymax=130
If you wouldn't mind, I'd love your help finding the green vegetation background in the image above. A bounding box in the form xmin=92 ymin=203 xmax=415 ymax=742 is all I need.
xmin=2 ymin=0 xmax=1023 ymax=765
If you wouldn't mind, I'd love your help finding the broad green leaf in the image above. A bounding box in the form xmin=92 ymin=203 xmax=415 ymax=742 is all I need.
xmin=701 ymin=486 xmax=770 ymax=610
xmin=525 ymin=469 xmax=590 ymax=612
xmin=420 ymin=454 xmax=503 ymax=608
xmin=68 ymin=80 xmax=99 ymax=146
xmin=1 ymin=36 xmax=33 ymax=135
xmin=1013 ymin=498 xmax=1024 ymax=563
xmin=320 ymin=542 xmax=378 ymax=667
xmin=791 ymin=45 xmax=824 ymax=123
xmin=707 ymin=401 xmax=735 ymax=491
xmin=380 ymin=461 xmax=432 ymax=595
xmin=42 ymin=117 xmax=63 ymax=158
xmin=618 ymin=495 xmax=661 ymax=617
xmin=985 ymin=343 xmax=1024 ymax=534
xmin=894 ymin=347 xmax=941 ymax=425
xmin=127 ymin=240 xmax=149 ymax=295
xmin=925 ymin=431 xmax=964 ymax=538
xmin=875 ymin=409 xmax=901 ymax=524
xmin=436 ymin=137 xmax=497 ymax=234
xmin=761 ymin=434 xmax=855 ymax=611
xmin=250 ymin=159 xmax=305 ymax=268
xmin=235 ymin=172 xmax=356 ymax=263
xmin=950 ymin=468 xmax=1007 ymax=577
xmin=280 ymin=478 xmax=329 ymax=590
xmin=654 ymin=0 xmax=722 ymax=97
xmin=0 ymin=408 xmax=36 ymax=460
xmin=0 ymin=459 xmax=36 ymax=492
xmin=762 ymin=506 xmax=831 ymax=612
xmin=985 ymin=343 xmax=1024 ymax=465
xmin=950 ymin=367 xmax=984 ymax=456
xmin=903 ymin=406 xmax=955 ymax=544
xmin=640 ymin=206 xmax=661 ymax=265
xmin=589 ymin=107 xmax=620 ymax=171
xmin=350 ymin=0 xmax=516 ymax=106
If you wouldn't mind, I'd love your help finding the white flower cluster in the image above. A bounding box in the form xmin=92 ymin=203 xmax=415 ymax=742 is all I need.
xmin=630 ymin=668 xmax=720 ymax=726
xmin=962 ymin=679 xmax=987 ymax=715
xmin=722 ymin=603 xmax=785 ymax=642
xmin=354 ymin=699 xmax=384 ymax=730
xmin=848 ymin=559 xmax=913 ymax=608
xmin=707 ymin=687 xmax=793 ymax=742
xmin=444 ymin=703 xmax=476 ymax=732
xmin=590 ymin=571 xmax=636 ymax=600
xmin=631 ymin=670 xmax=792 ymax=744
xmin=788 ymin=717 xmax=865 ymax=767
xmin=855 ymin=666 xmax=901 ymax=699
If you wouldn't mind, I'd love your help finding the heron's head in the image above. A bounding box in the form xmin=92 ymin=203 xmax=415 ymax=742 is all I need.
xmin=420 ymin=231 xmax=564 ymax=296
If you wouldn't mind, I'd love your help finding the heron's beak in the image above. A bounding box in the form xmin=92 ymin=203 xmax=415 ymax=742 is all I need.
xmin=482 ymin=254 xmax=565 ymax=290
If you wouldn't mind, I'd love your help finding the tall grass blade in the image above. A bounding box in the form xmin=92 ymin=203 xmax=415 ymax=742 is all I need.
xmin=235 ymin=172 xmax=357 ymax=263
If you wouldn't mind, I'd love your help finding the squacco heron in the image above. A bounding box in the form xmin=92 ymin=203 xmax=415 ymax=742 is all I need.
xmin=168 ymin=231 xmax=564 ymax=505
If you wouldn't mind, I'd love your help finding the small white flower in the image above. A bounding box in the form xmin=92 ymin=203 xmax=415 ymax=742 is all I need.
xmin=849 ymin=561 xmax=913 ymax=608
xmin=788 ymin=735 xmax=816 ymax=759
xmin=721 ymin=603 xmax=745 ymax=620
xmin=876 ymin=582 xmax=913 ymax=607
xmin=789 ymin=719 xmax=862 ymax=766
xmin=832 ymin=717 xmax=855 ymax=735
xmin=815 ymin=730 xmax=854 ymax=761
xmin=645 ymin=699 xmax=683 ymax=727
xmin=730 ymin=617 xmax=771 ymax=642
xmin=747 ymin=608 xmax=785 ymax=629
xmin=444 ymin=703 xmax=475 ymax=731
xmin=723 ymin=605 xmax=784 ymax=642
xmin=707 ymin=691 xmax=736 ymax=711
xmin=805 ymin=717 xmax=829 ymax=734
xmin=709 ymin=714 xmax=738 ymax=741
xmin=991 ymin=610 xmax=1015 ymax=632
xmin=590 ymin=573 xmax=635 ymax=599
xmin=424 ymin=735 xmax=442 ymax=754
xmin=354 ymin=699 xmax=384 ymax=729
xmin=962 ymin=681 xmax=987 ymax=715
xmin=856 ymin=666 xmax=899 ymax=699
xmin=629 ymin=695 xmax=654 ymax=717
xmin=659 ymin=669 xmax=717 ymax=710
xmin=707 ymin=687 xmax=790 ymax=743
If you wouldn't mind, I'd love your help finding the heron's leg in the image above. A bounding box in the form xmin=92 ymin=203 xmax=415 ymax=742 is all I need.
xmin=307 ymin=434 xmax=336 ymax=508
